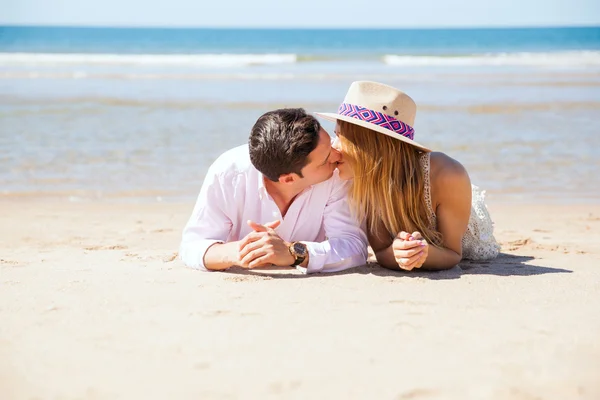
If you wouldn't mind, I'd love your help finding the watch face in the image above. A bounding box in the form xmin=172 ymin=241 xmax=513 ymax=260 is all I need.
xmin=293 ymin=242 xmax=307 ymax=256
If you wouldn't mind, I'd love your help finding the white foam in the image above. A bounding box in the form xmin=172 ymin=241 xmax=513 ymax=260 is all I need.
xmin=0 ymin=53 xmax=298 ymax=67
xmin=382 ymin=51 xmax=600 ymax=67
xmin=0 ymin=71 xmax=300 ymax=80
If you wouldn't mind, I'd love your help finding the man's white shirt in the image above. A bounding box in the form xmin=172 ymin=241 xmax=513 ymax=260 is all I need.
xmin=180 ymin=144 xmax=368 ymax=273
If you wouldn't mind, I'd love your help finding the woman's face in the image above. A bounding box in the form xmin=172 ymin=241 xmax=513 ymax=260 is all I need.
xmin=333 ymin=123 xmax=354 ymax=181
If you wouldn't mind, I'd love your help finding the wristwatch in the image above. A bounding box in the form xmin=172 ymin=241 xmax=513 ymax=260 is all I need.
xmin=288 ymin=241 xmax=308 ymax=266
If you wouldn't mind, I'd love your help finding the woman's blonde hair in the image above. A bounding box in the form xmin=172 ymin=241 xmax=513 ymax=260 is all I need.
xmin=337 ymin=120 xmax=442 ymax=246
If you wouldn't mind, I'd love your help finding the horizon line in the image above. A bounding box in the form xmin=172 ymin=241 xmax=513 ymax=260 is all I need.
xmin=1 ymin=23 xmax=600 ymax=30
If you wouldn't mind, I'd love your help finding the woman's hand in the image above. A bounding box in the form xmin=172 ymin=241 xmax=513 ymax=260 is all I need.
xmin=392 ymin=231 xmax=429 ymax=271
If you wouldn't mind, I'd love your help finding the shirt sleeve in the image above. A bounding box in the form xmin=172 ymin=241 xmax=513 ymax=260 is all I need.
xmin=297 ymin=178 xmax=368 ymax=274
xmin=179 ymin=163 xmax=233 ymax=271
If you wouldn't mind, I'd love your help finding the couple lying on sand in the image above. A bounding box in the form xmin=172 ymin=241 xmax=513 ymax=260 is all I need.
xmin=180 ymin=81 xmax=499 ymax=273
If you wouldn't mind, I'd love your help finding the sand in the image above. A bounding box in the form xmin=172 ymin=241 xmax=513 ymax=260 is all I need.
xmin=1 ymin=200 xmax=599 ymax=399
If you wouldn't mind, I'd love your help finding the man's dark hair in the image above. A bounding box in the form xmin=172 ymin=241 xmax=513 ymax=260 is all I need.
xmin=249 ymin=108 xmax=322 ymax=182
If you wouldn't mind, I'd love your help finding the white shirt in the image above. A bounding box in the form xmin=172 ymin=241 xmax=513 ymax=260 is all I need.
xmin=180 ymin=144 xmax=368 ymax=273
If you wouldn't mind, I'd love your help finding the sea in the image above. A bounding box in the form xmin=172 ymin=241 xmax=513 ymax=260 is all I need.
xmin=1 ymin=26 xmax=599 ymax=203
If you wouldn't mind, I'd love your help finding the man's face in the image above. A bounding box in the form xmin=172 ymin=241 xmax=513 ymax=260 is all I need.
xmin=298 ymin=128 xmax=341 ymax=186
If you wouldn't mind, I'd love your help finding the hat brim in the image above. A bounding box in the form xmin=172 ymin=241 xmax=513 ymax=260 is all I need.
xmin=315 ymin=112 xmax=431 ymax=153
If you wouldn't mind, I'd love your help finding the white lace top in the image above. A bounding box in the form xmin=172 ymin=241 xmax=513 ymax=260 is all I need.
xmin=420 ymin=153 xmax=499 ymax=260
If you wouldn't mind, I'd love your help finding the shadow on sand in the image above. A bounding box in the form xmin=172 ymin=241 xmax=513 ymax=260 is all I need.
xmin=221 ymin=252 xmax=572 ymax=280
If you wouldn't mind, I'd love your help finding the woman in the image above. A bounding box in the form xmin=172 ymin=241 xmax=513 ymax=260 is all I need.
xmin=317 ymin=81 xmax=499 ymax=271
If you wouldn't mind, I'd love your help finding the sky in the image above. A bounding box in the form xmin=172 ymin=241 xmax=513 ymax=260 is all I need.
xmin=1 ymin=0 xmax=600 ymax=28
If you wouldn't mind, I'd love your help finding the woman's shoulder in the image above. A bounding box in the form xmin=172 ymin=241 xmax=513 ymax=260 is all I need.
xmin=429 ymin=152 xmax=471 ymax=194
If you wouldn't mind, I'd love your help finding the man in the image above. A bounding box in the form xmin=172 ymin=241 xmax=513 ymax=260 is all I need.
xmin=180 ymin=108 xmax=368 ymax=273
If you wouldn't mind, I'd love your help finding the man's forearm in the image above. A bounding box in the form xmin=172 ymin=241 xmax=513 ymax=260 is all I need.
xmin=302 ymin=236 xmax=367 ymax=273
xmin=203 ymin=242 xmax=241 ymax=271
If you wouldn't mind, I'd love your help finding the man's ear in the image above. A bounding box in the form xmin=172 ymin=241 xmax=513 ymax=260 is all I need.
xmin=278 ymin=173 xmax=297 ymax=184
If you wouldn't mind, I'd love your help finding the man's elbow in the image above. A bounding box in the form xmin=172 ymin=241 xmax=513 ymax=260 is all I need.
xmin=348 ymin=235 xmax=369 ymax=267
xmin=178 ymin=243 xmax=205 ymax=270
xmin=358 ymin=246 xmax=369 ymax=266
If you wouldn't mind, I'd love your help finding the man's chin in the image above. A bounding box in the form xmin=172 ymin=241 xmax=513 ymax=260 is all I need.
xmin=324 ymin=169 xmax=336 ymax=180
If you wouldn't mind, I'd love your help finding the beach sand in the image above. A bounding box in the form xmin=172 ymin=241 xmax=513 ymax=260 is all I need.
xmin=1 ymin=200 xmax=599 ymax=399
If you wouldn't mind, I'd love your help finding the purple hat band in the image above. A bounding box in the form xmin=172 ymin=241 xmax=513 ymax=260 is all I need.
xmin=337 ymin=103 xmax=415 ymax=140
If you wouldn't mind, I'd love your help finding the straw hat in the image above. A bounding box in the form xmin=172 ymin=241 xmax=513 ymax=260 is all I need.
xmin=316 ymin=81 xmax=431 ymax=152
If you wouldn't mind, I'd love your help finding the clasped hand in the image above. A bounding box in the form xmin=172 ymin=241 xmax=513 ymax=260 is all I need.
xmin=392 ymin=231 xmax=429 ymax=271
xmin=237 ymin=220 xmax=295 ymax=269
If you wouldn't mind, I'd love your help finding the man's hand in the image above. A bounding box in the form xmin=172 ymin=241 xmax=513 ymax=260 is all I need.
xmin=238 ymin=220 xmax=295 ymax=269
xmin=392 ymin=231 xmax=429 ymax=271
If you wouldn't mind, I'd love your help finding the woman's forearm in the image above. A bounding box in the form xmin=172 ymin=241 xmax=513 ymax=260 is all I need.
xmin=421 ymin=244 xmax=461 ymax=270
xmin=375 ymin=242 xmax=460 ymax=271
xmin=374 ymin=244 xmax=401 ymax=270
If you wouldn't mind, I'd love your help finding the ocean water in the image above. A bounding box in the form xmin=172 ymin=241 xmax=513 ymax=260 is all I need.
xmin=1 ymin=26 xmax=599 ymax=203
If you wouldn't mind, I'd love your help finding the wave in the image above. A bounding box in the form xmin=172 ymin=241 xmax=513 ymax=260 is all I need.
xmin=0 ymin=53 xmax=298 ymax=67
xmin=0 ymin=71 xmax=306 ymax=80
xmin=2 ymin=71 xmax=600 ymax=83
xmin=1 ymin=51 xmax=599 ymax=68
xmin=382 ymin=51 xmax=600 ymax=67
xmin=3 ymin=95 xmax=598 ymax=113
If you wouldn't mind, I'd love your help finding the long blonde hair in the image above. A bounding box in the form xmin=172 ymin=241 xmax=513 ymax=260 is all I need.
xmin=338 ymin=120 xmax=442 ymax=246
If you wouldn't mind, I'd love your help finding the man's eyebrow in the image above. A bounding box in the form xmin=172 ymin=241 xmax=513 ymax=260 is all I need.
xmin=320 ymin=149 xmax=331 ymax=166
